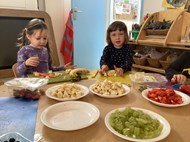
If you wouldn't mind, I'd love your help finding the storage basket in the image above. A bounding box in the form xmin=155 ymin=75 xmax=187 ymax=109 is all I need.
xmin=147 ymin=52 xmax=169 ymax=68
xmin=159 ymin=60 xmax=171 ymax=69
xmin=147 ymin=58 xmax=161 ymax=68
xmin=145 ymin=29 xmax=169 ymax=36
xmin=133 ymin=57 xmax=147 ymax=66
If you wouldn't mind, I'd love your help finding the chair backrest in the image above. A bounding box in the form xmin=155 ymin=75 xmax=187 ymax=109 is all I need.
xmin=0 ymin=81 xmax=3 ymax=85
xmin=12 ymin=63 xmax=20 ymax=77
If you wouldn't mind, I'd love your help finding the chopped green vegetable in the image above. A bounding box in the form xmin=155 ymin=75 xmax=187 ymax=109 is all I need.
xmin=109 ymin=107 xmax=163 ymax=139
xmin=138 ymin=85 xmax=148 ymax=92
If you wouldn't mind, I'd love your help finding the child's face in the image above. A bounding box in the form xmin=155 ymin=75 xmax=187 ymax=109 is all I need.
xmin=27 ymin=29 xmax=48 ymax=48
xmin=110 ymin=29 xmax=125 ymax=48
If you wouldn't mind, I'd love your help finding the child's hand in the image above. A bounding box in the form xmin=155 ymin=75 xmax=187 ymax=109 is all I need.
xmin=171 ymin=74 xmax=187 ymax=84
xmin=114 ymin=65 xmax=124 ymax=76
xmin=64 ymin=62 xmax=76 ymax=70
xmin=25 ymin=56 xmax=39 ymax=67
xmin=100 ymin=65 xmax=109 ymax=75
xmin=101 ymin=65 xmax=108 ymax=72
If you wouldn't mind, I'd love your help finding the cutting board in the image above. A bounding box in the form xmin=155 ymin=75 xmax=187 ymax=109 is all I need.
xmin=88 ymin=70 xmax=132 ymax=85
xmin=28 ymin=71 xmax=88 ymax=84
xmin=0 ymin=97 xmax=38 ymax=141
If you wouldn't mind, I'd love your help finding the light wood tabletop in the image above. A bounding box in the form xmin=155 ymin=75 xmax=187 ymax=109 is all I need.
xmin=0 ymin=79 xmax=190 ymax=142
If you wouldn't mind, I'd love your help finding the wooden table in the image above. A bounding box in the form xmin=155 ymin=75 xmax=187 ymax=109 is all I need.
xmin=0 ymin=80 xmax=190 ymax=142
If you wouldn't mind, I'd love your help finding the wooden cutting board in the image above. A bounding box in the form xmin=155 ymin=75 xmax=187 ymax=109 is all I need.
xmin=88 ymin=70 xmax=132 ymax=85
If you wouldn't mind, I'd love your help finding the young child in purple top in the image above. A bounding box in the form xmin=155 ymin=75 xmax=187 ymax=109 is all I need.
xmin=100 ymin=21 xmax=134 ymax=76
xmin=16 ymin=19 xmax=74 ymax=77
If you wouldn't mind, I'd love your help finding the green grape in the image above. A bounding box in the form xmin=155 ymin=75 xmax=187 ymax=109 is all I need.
xmin=122 ymin=128 xmax=130 ymax=136
xmin=134 ymin=127 xmax=140 ymax=137
xmin=109 ymin=107 xmax=163 ymax=139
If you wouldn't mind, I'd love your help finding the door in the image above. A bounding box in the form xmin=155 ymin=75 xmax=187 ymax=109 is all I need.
xmin=71 ymin=0 xmax=107 ymax=70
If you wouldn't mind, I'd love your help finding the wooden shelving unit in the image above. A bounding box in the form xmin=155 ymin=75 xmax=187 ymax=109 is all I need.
xmin=137 ymin=9 xmax=186 ymax=46
xmin=130 ymin=9 xmax=190 ymax=74
xmin=132 ymin=64 xmax=165 ymax=74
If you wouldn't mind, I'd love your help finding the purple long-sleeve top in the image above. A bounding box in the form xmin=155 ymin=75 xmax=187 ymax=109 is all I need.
xmin=17 ymin=45 xmax=64 ymax=77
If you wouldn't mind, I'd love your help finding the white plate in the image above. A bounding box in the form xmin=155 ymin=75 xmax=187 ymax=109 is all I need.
xmin=40 ymin=101 xmax=100 ymax=131
xmin=89 ymin=84 xmax=130 ymax=98
xmin=45 ymin=83 xmax=89 ymax=101
xmin=105 ymin=107 xmax=171 ymax=142
xmin=142 ymin=88 xmax=190 ymax=107
xmin=0 ymin=132 xmax=32 ymax=142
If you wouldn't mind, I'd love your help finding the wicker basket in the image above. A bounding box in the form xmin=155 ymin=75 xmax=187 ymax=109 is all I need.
xmin=145 ymin=29 xmax=169 ymax=36
xmin=159 ymin=60 xmax=171 ymax=69
xmin=133 ymin=57 xmax=147 ymax=66
xmin=147 ymin=58 xmax=161 ymax=68
xmin=147 ymin=52 xmax=169 ymax=68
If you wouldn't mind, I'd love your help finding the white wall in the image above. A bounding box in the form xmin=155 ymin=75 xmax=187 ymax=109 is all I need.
xmin=0 ymin=0 xmax=38 ymax=10
xmin=142 ymin=0 xmax=165 ymax=16
xmin=44 ymin=0 xmax=71 ymax=65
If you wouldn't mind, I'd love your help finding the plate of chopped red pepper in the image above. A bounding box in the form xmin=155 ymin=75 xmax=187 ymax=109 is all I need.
xmin=142 ymin=88 xmax=190 ymax=107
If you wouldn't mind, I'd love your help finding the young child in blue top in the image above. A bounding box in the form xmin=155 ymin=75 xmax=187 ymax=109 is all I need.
xmin=100 ymin=21 xmax=134 ymax=76
xmin=16 ymin=19 xmax=74 ymax=77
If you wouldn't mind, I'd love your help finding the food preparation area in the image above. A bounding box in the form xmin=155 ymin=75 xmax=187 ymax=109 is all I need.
xmin=0 ymin=73 xmax=190 ymax=142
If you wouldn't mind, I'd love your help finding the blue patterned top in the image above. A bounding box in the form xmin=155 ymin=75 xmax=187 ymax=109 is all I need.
xmin=100 ymin=44 xmax=134 ymax=72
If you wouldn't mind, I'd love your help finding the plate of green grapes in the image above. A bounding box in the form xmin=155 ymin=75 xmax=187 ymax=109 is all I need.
xmin=104 ymin=107 xmax=171 ymax=142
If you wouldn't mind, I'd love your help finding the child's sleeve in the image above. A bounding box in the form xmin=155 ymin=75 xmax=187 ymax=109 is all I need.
xmin=165 ymin=52 xmax=189 ymax=80
xmin=100 ymin=46 xmax=110 ymax=68
xmin=121 ymin=45 xmax=134 ymax=72
xmin=16 ymin=49 xmax=29 ymax=77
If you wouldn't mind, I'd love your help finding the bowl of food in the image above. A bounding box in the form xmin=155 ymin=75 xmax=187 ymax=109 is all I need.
xmin=129 ymin=72 xmax=168 ymax=92
xmin=45 ymin=83 xmax=89 ymax=101
xmin=141 ymin=88 xmax=190 ymax=107
xmin=0 ymin=132 xmax=32 ymax=142
xmin=105 ymin=107 xmax=171 ymax=142
xmin=89 ymin=80 xmax=130 ymax=98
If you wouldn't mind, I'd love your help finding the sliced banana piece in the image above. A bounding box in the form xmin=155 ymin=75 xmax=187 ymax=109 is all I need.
xmin=69 ymin=68 xmax=89 ymax=76
xmin=100 ymin=70 xmax=117 ymax=77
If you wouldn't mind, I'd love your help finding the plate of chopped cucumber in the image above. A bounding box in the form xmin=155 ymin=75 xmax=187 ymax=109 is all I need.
xmin=105 ymin=107 xmax=171 ymax=142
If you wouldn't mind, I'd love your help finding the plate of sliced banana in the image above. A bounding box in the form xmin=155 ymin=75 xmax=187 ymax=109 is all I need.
xmin=89 ymin=80 xmax=130 ymax=98
xmin=46 ymin=83 xmax=89 ymax=101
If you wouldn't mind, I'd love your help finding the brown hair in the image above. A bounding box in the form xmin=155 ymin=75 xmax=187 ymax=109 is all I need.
xmin=106 ymin=21 xmax=129 ymax=45
xmin=17 ymin=18 xmax=52 ymax=65
xmin=17 ymin=18 xmax=48 ymax=47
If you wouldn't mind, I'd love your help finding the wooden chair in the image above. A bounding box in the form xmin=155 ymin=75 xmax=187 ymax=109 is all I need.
xmin=12 ymin=63 xmax=20 ymax=77
xmin=0 ymin=81 xmax=3 ymax=85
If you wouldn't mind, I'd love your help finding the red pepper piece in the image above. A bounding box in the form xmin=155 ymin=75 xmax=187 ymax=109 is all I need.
xmin=179 ymin=85 xmax=190 ymax=94
xmin=33 ymin=72 xmax=56 ymax=78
